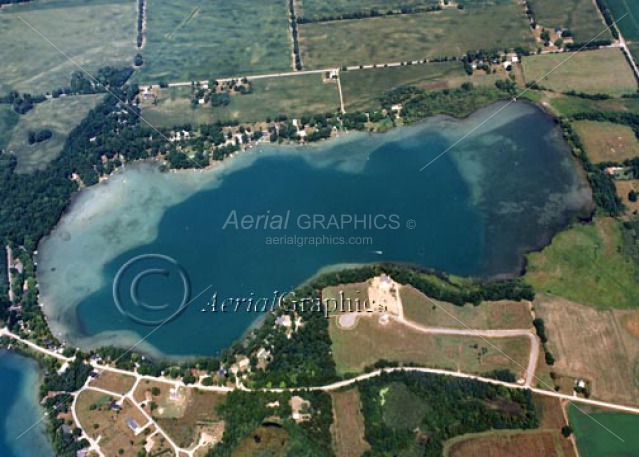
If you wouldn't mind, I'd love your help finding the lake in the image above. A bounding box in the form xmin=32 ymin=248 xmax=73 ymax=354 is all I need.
xmin=0 ymin=351 xmax=55 ymax=457
xmin=37 ymin=102 xmax=592 ymax=357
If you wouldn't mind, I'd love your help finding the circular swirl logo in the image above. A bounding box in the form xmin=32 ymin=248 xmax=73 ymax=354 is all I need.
xmin=112 ymin=254 xmax=191 ymax=326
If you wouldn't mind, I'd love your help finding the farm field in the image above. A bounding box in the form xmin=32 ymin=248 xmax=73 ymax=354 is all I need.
xmin=141 ymin=74 xmax=340 ymax=127
xmin=534 ymin=295 xmax=639 ymax=406
xmin=630 ymin=42 xmax=639 ymax=65
xmin=546 ymin=92 xmax=639 ymax=117
xmin=522 ymin=48 xmax=637 ymax=96
xmin=340 ymin=62 xmax=471 ymax=111
xmin=0 ymin=0 xmax=136 ymax=93
xmin=328 ymin=316 xmax=531 ymax=377
xmin=527 ymin=0 xmax=610 ymax=42
xmin=6 ymin=94 xmax=104 ymax=173
xmin=297 ymin=0 xmax=438 ymax=21
xmin=135 ymin=0 xmax=291 ymax=83
xmin=400 ymin=285 xmax=532 ymax=330
xmin=568 ymin=404 xmax=639 ymax=456
xmin=445 ymin=430 xmax=573 ymax=457
xmin=525 ymin=217 xmax=639 ymax=310
xmin=299 ymin=4 xmax=535 ymax=69
xmin=606 ymin=0 xmax=639 ymax=41
xmin=330 ymin=388 xmax=370 ymax=457
xmin=572 ymin=120 xmax=639 ymax=163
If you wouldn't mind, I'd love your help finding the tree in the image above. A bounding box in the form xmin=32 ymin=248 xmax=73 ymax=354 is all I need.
xmin=561 ymin=425 xmax=573 ymax=437
xmin=629 ymin=190 xmax=637 ymax=202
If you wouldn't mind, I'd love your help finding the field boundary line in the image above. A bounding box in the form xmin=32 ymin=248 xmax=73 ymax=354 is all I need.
xmin=418 ymin=13 xmax=629 ymax=172
xmin=16 ymin=16 xmax=205 ymax=171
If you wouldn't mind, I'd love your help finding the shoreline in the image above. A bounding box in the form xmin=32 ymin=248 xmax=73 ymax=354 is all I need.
xmin=33 ymin=99 xmax=594 ymax=360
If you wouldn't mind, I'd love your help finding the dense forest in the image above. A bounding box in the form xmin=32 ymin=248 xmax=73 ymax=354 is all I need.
xmin=359 ymin=371 xmax=538 ymax=456
xmin=207 ymin=390 xmax=333 ymax=457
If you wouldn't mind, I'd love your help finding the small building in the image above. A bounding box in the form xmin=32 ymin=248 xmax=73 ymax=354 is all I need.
xmin=275 ymin=315 xmax=292 ymax=327
xmin=126 ymin=417 xmax=139 ymax=432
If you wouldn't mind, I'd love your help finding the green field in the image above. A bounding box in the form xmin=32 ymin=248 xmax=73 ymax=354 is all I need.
xmin=340 ymin=62 xmax=467 ymax=110
xmin=528 ymin=0 xmax=610 ymax=42
xmin=299 ymin=3 xmax=535 ymax=69
xmin=547 ymin=92 xmax=639 ymax=116
xmin=134 ymin=0 xmax=292 ymax=83
xmin=569 ymin=404 xmax=639 ymax=457
xmin=142 ymin=74 xmax=340 ymax=127
xmin=329 ymin=316 xmax=531 ymax=377
xmin=297 ymin=0 xmax=438 ymax=21
xmin=607 ymin=0 xmax=639 ymax=41
xmin=525 ymin=218 xmax=639 ymax=310
xmin=6 ymin=94 xmax=104 ymax=173
xmin=0 ymin=0 xmax=136 ymax=93
xmin=522 ymin=48 xmax=637 ymax=96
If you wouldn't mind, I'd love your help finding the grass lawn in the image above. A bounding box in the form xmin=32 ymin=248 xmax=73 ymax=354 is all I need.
xmin=134 ymin=0 xmax=292 ymax=83
xmin=6 ymin=94 xmax=104 ymax=173
xmin=528 ymin=0 xmax=611 ymax=42
xmin=522 ymin=48 xmax=637 ymax=96
xmin=141 ymin=74 xmax=340 ymax=126
xmin=401 ymin=285 xmax=532 ymax=330
xmin=299 ymin=4 xmax=535 ymax=69
xmin=329 ymin=316 xmax=531 ymax=377
xmin=573 ymin=120 xmax=639 ymax=164
xmin=525 ymin=218 xmax=639 ymax=309
xmin=568 ymin=404 xmax=639 ymax=457
xmin=340 ymin=62 xmax=468 ymax=111
xmin=0 ymin=0 xmax=136 ymax=93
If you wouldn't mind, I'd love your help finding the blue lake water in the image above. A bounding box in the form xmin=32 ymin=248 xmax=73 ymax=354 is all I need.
xmin=37 ymin=102 xmax=592 ymax=357
xmin=0 ymin=351 xmax=55 ymax=457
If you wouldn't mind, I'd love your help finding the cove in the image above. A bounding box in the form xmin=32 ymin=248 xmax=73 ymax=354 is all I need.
xmin=0 ymin=351 xmax=55 ymax=457
xmin=37 ymin=102 xmax=592 ymax=357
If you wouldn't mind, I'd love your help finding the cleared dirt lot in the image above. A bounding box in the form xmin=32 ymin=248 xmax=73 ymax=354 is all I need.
xmin=330 ymin=388 xmax=370 ymax=457
xmin=446 ymin=430 xmax=574 ymax=457
xmin=535 ymin=295 xmax=639 ymax=406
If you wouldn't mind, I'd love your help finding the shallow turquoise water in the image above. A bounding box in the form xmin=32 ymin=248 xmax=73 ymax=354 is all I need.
xmin=0 ymin=351 xmax=55 ymax=457
xmin=37 ymin=102 xmax=592 ymax=357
